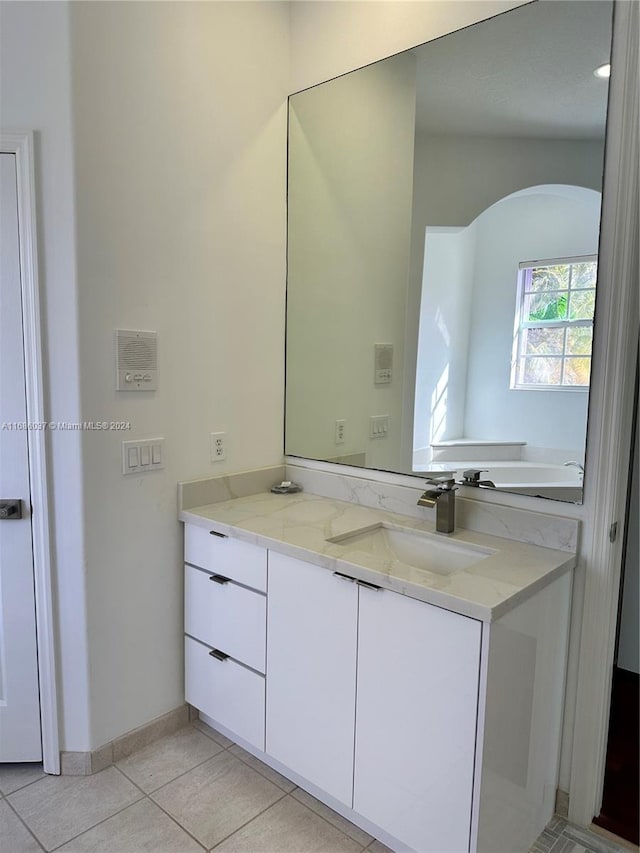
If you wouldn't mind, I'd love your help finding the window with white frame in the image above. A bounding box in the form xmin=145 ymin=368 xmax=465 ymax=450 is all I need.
xmin=511 ymin=255 xmax=597 ymax=390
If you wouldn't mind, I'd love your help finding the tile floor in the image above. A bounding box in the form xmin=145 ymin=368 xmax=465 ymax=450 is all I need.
xmin=529 ymin=815 xmax=634 ymax=853
xmin=0 ymin=720 xmax=634 ymax=853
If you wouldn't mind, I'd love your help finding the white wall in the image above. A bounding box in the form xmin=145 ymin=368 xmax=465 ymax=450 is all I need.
xmin=69 ymin=0 xmax=289 ymax=748
xmin=414 ymin=227 xmax=475 ymax=452
xmin=286 ymin=53 xmax=416 ymax=470
xmin=0 ymin=1 xmax=91 ymax=752
xmin=290 ymin=0 xmax=526 ymax=92
xmin=410 ymin=134 xmax=605 ymax=230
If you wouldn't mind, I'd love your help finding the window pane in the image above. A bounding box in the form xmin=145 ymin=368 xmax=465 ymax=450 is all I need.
xmin=572 ymin=261 xmax=597 ymax=289
xmin=524 ymin=327 xmax=565 ymax=355
xmin=521 ymin=357 xmax=562 ymax=385
xmin=569 ymin=289 xmax=596 ymax=320
xmin=564 ymin=357 xmax=591 ymax=386
xmin=529 ymin=265 xmax=570 ymax=292
xmin=525 ymin=291 xmax=568 ymax=321
xmin=566 ymin=326 xmax=593 ymax=355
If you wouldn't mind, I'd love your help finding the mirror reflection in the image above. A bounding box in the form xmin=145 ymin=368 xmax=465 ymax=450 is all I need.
xmin=285 ymin=1 xmax=613 ymax=503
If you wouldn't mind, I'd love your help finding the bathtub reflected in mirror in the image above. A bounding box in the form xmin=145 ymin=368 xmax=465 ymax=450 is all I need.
xmin=412 ymin=184 xmax=600 ymax=501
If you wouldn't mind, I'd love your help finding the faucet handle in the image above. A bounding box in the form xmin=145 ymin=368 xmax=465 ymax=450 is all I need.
xmin=426 ymin=474 xmax=457 ymax=490
xmin=462 ymin=468 xmax=488 ymax=484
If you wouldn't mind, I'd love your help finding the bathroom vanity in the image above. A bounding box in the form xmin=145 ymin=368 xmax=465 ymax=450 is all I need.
xmin=180 ymin=489 xmax=575 ymax=853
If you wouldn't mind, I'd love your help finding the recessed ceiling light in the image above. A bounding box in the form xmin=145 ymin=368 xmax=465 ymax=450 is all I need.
xmin=593 ymin=63 xmax=611 ymax=79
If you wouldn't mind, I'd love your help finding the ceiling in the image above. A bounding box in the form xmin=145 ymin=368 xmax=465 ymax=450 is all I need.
xmin=413 ymin=1 xmax=613 ymax=139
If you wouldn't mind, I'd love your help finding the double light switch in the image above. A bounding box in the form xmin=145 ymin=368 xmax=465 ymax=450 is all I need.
xmin=122 ymin=438 xmax=164 ymax=475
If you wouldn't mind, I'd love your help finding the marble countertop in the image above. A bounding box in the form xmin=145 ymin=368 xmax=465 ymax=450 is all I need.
xmin=179 ymin=491 xmax=575 ymax=622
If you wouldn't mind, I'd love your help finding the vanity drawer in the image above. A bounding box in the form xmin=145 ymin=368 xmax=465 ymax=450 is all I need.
xmin=185 ymin=564 xmax=266 ymax=673
xmin=185 ymin=524 xmax=267 ymax=592
xmin=185 ymin=636 xmax=265 ymax=751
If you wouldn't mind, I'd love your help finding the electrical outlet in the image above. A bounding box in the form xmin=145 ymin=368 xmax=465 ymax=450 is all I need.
xmin=210 ymin=432 xmax=227 ymax=462
xmin=335 ymin=419 xmax=346 ymax=444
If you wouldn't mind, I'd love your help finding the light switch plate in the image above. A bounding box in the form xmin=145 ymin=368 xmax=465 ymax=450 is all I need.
xmin=122 ymin=438 xmax=164 ymax=474
xmin=369 ymin=415 xmax=390 ymax=439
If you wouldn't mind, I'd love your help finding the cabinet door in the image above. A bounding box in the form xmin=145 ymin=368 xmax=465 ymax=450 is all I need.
xmin=266 ymin=552 xmax=358 ymax=807
xmin=354 ymin=587 xmax=482 ymax=853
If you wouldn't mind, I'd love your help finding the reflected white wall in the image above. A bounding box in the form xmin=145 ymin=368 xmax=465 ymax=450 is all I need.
xmin=287 ymin=53 xmax=416 ymax=470
xmin=465 ymin=187 xmax=601 ymax=454
xmin=413 ymin=186 xmax=602 ymax=464
xmin=414 ymin=227 xmax=475 ymax=454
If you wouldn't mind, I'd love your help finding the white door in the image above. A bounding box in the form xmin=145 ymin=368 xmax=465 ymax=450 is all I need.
xmin=266 ymin=552 xmax=358 ymax=806
xmin=0 ymin=151 xmax=42 ymax=761
xmin=354 ymin=587 xmax=481 ymax=853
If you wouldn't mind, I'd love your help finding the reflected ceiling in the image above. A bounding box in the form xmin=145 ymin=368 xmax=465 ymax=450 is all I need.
xmin=414 ymin=1 xmax=612 ymax=138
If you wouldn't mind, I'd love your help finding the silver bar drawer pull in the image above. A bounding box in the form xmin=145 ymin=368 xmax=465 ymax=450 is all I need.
xmin=209 ymin=530 xmax=228 ymax=539
xmin=357 ymin=579 xmax=383 ymax=591
xmin=209 ymin=649 xmax=229 ymax=662
xmin=333 ymin=571 xmax=356 ymax=583
xmin=209 ymin=574 xmax=230 ymax=584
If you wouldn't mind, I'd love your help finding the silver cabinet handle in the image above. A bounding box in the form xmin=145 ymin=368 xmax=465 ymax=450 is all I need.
xmin=333 ymin=571 xmax=356 ymax=582
xmin=209 ymin=649 xmax=229 ymax=661
xmin=209 ymin=574 xmax=230 ymax=584
xmin=357 ymin=579 xmax=383 ymax=591
xmin=333 ymin=571 xmax=382 ymax=591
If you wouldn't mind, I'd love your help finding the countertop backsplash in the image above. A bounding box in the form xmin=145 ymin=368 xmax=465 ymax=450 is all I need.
xmin=285 ymin=461 xmax=579 ymax=553
xmin=177 ymin=462 xmax=578 ymax=554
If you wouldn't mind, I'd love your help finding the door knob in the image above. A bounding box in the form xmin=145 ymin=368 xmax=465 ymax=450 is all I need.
xmin=0 ymin=499 xmax=22 ymax=519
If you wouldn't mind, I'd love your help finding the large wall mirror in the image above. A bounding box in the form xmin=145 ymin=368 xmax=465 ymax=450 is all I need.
xmin=285 ymin=0 xmax=614 ymax=503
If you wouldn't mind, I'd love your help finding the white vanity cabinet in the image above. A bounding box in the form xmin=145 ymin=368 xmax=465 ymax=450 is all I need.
xmin=183 ymin=521 xmax=572 ymax=853
xmin=266 ymin=552 xmax=358 ymax=807
xmin=183 ymin=524 xmax=267 ymax=750
xmin=354 ymin=585 xmax=481 ymax=853
xmin=265 ymin=552 xmax=483 ymax=852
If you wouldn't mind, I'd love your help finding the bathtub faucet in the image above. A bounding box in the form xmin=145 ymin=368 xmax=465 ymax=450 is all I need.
xmin=460 ymin=469 xmax=496 ymax=488
xmin=563 ymin=461 xmax=585 ymax=477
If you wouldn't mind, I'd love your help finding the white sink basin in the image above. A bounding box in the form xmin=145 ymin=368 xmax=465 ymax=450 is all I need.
xmin=327 ymin=523 xmax=496 ymax=576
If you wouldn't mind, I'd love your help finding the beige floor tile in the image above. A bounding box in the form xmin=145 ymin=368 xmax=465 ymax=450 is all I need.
xmin=8 ymin=766 xmax=142 ymax=851
xmin=151 ymin=750 xmax=284 ymax=849
xmin=55 ymin=798 xmax=204 ymax=852
xmin=290 ymin=788 xmax=373 ymax=847
xmin=212 ymin=795 xmax=363 ymax=852
xmin=0 ymin=800 xmax=43 ymax=852
xmin=191 ymin=720 xmax=234 ymax=749
xmin=228 ymin=745 xmax=296 ymax=794
xmin=117 ymin=726 xmax=223 ymax=793
xmin=0 ymin=763 xmax=46 ymax=796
